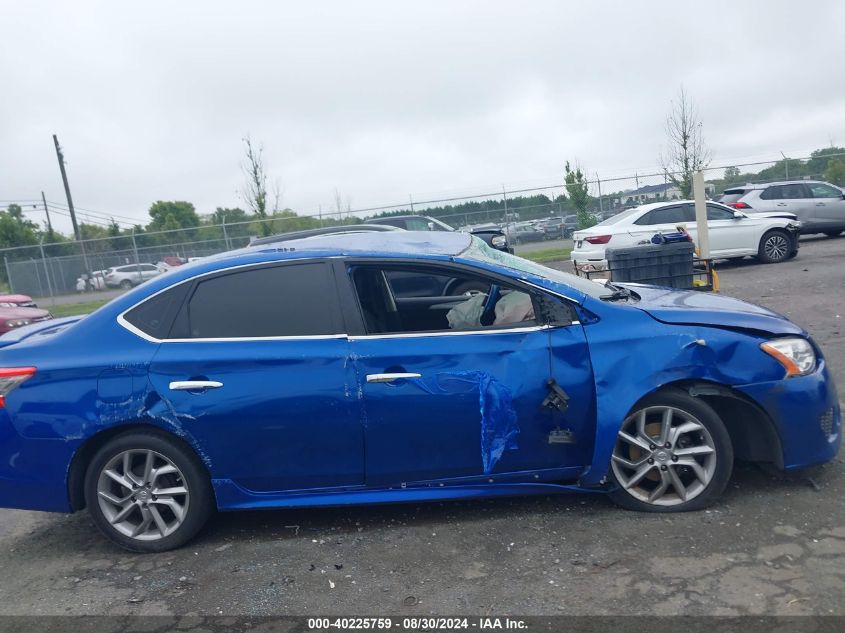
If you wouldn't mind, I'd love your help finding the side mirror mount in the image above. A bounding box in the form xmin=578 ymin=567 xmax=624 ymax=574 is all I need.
xmin=732 ymin=210 xmax=746 ymax=219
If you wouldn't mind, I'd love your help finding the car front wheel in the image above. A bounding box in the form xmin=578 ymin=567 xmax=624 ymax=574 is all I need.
xmin=608 ymin=390 xmax=733 ymax=512
xmin=758 ymin=229 xmax=793 ymax=264
xmin=84 ymin=431 xmax=214 ymax=552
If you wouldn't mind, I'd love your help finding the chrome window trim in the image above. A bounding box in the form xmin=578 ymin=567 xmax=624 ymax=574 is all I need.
xmin=116 ymin=257 xmax=343 ymax=344
xmin=349 ymin=324 xmax=551 ymax=340
xmin=117 ymin=256 xmax=583 ymax=344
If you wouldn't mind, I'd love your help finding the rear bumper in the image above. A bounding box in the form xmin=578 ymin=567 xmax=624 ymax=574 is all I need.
xmin=736 ymin=362 xmax=841 ymax=470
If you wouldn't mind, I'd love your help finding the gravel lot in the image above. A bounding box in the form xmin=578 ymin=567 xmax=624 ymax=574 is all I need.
xmin=0 ymin=235 xmax=842 ymax=617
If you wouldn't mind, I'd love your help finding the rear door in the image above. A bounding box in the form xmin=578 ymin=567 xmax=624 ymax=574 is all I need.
xmin=760 ymin=184 xmax=812 ymax=225
xmin=144 ymin=261 xmax=364 ymax=493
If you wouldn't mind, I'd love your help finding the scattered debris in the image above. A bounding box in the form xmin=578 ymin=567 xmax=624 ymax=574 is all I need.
xmin=403 ymin=596 xmax=418 ymax=606
xmin=807 ymin=477 xmax=822 ymax=492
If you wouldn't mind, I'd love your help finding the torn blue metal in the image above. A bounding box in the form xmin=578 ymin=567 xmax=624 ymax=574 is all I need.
xmin=0 ymin=231 xmax=838 ymax=516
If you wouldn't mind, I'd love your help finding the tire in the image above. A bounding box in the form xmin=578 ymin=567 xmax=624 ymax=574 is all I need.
xmin=607 ymin=389 xmax=733 ymax=513
xmin=757 ymin=229 xmax=793 ymax=264
xmin=84 ymin=431 xmax=214 ymax=553
xmin=449 ymin=280 xmax=491 ymax=296
xmin=119 ymin=279 xmax=133 ymax=289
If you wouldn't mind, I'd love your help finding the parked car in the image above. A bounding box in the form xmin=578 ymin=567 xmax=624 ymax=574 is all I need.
xmin=76 ymin=270 xmax=108 ymax=292
xmin=0 ymin=305 xmax=52 ymax=334
xmin=719 ymin=180 xmax=845 ymax=237
xmin=509 ymin=223 xmax=545 ymax=244
xmin=0 ymin=294 xmax=37 ymax=308
xmin=104 ymin=264 xmax=162 ymax=289
xmin=0 ymin=231 xmax=837 ymax=552
xmin=571 ymin=200 xmax=801 ymax=267
xmin=364 ymin=215 xmax=512 ymax=253
xmin=542 ymin=215 xmax=578 ymax=240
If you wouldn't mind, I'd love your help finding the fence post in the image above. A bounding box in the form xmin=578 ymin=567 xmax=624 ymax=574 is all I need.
xmin=502 ymin=185 xmax=508 ymax=224
xmin=131 ymin=228 xmax=142 ymax=284
xmin=4 ymin=255 xmax=14 ymax=294
xmin=596 ymin=173 xmax=604 ymax=216
xmin=38 ymin=237 xmax=55 ymax=304
xmin=222 ymin=218 xmax=230 ymax=250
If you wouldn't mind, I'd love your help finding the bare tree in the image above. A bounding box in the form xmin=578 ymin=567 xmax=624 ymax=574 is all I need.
xmin=660 ymin=87 xmax=711 ymax=198
xmin=240 ymin=136 xmax=272 ymax=236
xmin=332 ymin=187 xmax=352 ymax=221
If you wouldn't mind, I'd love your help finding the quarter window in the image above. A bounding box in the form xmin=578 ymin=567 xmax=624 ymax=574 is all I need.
xmin=182 ymin=263 xmax=338 ymax=339
xmin=123 ymin=284 xmax=190 ymax=339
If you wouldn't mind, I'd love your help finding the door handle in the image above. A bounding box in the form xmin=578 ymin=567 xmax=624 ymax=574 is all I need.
xmin=366 ymin=373 xmax=422 ymax=383
xmin=776 ymin=203 xmax=788 ymax=207
xmin=169 ymin=380 xmax=224 ymax=391
xmin=815 ymin=202 xmax=826 ymax=206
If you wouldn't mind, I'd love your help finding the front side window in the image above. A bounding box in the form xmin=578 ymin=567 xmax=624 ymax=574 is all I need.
xmin=404 ymin=217 xmax=432 ymax=231
xmin=809 ymin=183 xmax=842 ymax=198
xmin=350 ymin=264 xmax=541 ymax=335
xmin=180 ymin=263 xmax=338 ymax=338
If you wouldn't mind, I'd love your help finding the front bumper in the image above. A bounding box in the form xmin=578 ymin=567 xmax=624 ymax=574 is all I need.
xmin=737 ymin=361 xmax=841 ymax=470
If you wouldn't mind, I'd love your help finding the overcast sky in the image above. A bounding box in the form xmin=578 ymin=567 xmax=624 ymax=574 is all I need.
xmin=2 ymin=0 xmax=844 ymax=233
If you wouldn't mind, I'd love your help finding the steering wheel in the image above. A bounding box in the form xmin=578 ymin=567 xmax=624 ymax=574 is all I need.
xmin=481 ymin=284 xmax=501 ymax=326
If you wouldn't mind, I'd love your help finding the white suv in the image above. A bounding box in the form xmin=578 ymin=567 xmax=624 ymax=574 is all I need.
xmin=719 ymin=180 xmax=845 ymax=237
xmin=104 ymin=264 xmax=162 ymax=289
xmin=571 ymin=200 xmax=801 ymax=267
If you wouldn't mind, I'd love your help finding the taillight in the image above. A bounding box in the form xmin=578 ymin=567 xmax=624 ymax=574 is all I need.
xmin=730 ymin=202 xmax=752 ymax=209
xmin=585 ymin=235 xmax=612 ymax=245
xmin=0 ymin=367 xmax=36 ymax=408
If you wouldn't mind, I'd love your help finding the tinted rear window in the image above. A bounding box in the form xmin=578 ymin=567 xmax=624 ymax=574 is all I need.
xmin=718 ymin=191 xmax=747 ymax=205
xmin=183 ymin=263 xmax=338 ymax=338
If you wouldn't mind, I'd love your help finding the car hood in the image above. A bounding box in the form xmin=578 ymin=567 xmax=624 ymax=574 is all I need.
xmin=622 ymin=284 xmax=804 ymax=336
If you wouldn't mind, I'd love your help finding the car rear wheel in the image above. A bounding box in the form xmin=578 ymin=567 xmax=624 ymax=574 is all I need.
xmin=608 ymin=390 xmax=733 ymax=512
xmin=84 ymin=432 xmax=214 ymax=552
xmin=757 ymin=229 xmax=792 ymax=264
xmin=119 ymin=279 xmax=133 ymax=289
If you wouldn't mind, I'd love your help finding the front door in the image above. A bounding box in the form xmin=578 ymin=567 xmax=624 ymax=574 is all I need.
xmin=144 ymin=261 xmax=364 ymax=493
xmin=342 ymin=261 xmax=594 ymax=486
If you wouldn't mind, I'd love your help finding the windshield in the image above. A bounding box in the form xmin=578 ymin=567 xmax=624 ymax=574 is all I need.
xmin=461 ymin=237 xmax=612 ymax=299
xmin=595 ymin=207 xmax=641 ymax=226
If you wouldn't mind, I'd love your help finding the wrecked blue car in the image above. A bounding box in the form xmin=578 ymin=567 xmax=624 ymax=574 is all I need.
xmin=0 ymin=232 xmax=839 ymax=551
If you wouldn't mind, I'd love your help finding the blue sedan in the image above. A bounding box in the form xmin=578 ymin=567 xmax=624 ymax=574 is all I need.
xmin=0 ymin=232 xmax=839 ymax=552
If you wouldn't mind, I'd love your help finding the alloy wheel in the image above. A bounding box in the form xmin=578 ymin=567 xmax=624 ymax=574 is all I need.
xmin=611 ymin=406 xmax=717 ymax=506
xmin=763 ymin=234 xmax=789 ymax=261
xmin=96 ymin=449 xmax=190 ymax=541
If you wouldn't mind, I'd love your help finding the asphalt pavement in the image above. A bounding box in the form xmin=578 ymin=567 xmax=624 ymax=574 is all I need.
xmin=0 ymin=235 xmax=842 ymax=616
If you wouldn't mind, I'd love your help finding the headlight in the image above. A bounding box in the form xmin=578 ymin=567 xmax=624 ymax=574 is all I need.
xmin=760 ymin=337 xmax=816 ymax=377
xmin=6 ymin=319 xmax=31 ymax=328
xmin=491 ymin=235 xmax=507 ymax=248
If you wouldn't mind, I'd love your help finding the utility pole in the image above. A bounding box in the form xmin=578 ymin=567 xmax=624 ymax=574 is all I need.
xmin=780 ymin=151 xmax=789 ymax=179
xmin=40 ymin=191 xmax=53 ymax=236
xmin=596 ymin=173 xmax=604 ymax=216
xmin=53 ymin=134 xmax=90 ymax=272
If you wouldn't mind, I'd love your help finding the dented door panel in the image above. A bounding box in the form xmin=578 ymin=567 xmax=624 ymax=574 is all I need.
xmin=351 ymin=328 xmax=583 ymax=486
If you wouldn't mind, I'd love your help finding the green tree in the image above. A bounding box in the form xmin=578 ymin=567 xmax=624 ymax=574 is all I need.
xmin=564 ymin=162 xmax=595 ymax=229
xmin=824 ymin=158 xmax=845 ymax=187
xmin=148 ymin=201 xmax=200 ymax=232
xmin=0 ymin=204 xmax=39 ymax=249
xmin=807 ymin=146 xmax=845 ymax=176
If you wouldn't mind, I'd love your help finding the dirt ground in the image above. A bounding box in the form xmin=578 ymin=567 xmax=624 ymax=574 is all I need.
xmin=0 ymin=235 xmax=842 ymax=617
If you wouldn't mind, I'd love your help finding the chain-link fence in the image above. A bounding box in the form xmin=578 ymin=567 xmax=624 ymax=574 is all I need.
xmin=3 ymin=152 xmax=841 ymax=301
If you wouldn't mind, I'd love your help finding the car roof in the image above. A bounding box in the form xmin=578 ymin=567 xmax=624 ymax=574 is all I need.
xmin=249 ymin=224 xmax=400 ymax=246
xmin=725 ymin=180 xmax=830 ymax=192
xmin=250 ymin=230 xmax=473 ymax=258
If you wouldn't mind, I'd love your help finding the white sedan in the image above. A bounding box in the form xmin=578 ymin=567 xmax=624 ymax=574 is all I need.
xmin=571 ymin=200 xmax=801 ymax=267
